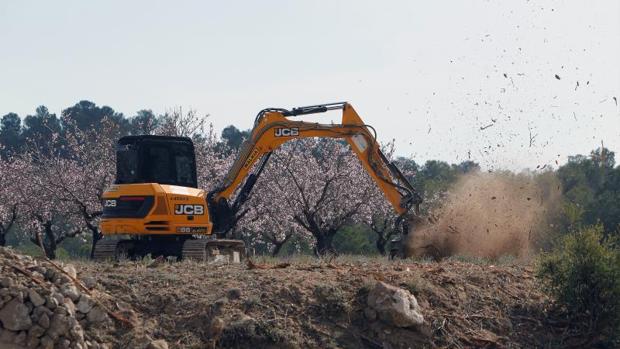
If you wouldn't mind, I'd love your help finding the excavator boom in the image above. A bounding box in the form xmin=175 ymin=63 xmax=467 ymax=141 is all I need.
xmin=208 ymin=102 xmax=422 ymax=234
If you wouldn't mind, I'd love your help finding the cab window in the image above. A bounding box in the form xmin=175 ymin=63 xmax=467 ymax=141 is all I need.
xmin=144 ymin=146 xmax=173 ymax=184
xmin=173 ymin=144 xmax=195 ymax=187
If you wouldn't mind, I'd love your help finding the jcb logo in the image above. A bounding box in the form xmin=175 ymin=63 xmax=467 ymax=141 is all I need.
xmin=274 ymin=127 xmax=299 ymax=137
xmin=174 ymin=204 xmax=205 ymax=215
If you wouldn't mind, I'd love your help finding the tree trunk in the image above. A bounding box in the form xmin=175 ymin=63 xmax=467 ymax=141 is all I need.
xmin=314 ymin=230 xmax=336 ymax=256
xmin=0 ymin=206 xmax=17 ymax=247
xmin=272 ymin=242 xmax=285 ymax=257
xmin=89 ymin=226 xmax=101 ymax=259
xmin=41 ymin=222 xmax=57 ymax=259
xmin=375 ymin=235 xmax=387 ymax=256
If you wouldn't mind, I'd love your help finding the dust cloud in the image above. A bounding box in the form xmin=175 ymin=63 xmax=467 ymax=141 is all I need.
xmin=406 ymin=172 xmax=561 ymax=260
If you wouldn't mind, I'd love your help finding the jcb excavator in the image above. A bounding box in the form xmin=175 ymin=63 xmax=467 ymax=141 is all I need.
xmin=94 ymin=102 xmax=422 ymax=261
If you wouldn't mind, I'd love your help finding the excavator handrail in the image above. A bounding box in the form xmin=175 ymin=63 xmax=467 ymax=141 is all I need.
xmin=208 ymin=102 xmax=422 ymax=234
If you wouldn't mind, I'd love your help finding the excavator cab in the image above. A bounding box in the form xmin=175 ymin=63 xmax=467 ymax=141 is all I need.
xmin=115 ymin=135 xmax=197 ymax=188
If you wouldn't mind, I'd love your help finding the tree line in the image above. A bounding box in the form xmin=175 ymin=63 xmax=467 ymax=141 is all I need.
xmin=0 ymin=100 xmax=618 ymax=259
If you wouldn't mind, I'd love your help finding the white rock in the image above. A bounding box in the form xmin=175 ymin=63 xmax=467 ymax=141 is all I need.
xmin=146 ymin=339 xmax=169 ymax=349
xmin=63 ymin=265 xmax=77 ymax=279
xmin=367 ymin=281 xmax=424 ymax=328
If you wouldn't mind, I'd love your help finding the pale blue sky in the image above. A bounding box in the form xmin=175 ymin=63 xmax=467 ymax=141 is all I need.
xmin=1 ymin=1 xmax=619 ymax=170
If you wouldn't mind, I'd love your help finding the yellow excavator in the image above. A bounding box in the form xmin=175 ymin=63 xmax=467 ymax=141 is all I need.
xmin=94 ymin=102 xmax=422 ymax=261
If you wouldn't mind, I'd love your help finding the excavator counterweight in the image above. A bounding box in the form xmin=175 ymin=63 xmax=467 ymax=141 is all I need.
xmin=95 ymin=103 xmax=421 ymax=261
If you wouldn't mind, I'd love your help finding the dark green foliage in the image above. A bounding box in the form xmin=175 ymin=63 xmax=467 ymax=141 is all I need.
xmin=0 ymin=112 xmax=22 ymax=157
xmin=221 ymin=125 xmax=250 ymax=150
xmin=21 ymin=106 xmax=62 ymax=155
xmin=557 ymin=147 xmax=620 ymax=233
xmin=333 ymin=225 xmax=378 ymax=255
xmin=130 ymin=109 xmax=159 ymax=135
xmin=536 ymin=225 xmax=620 ymax=344
xmin=61 ymin=100 xmax=130 ymax=134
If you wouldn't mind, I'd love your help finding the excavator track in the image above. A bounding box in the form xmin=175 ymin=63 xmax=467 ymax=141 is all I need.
xmin=182 ymin=238 xmax=246 ymax=263
xmin=92 ymin=239 xmax=121 ymax=261
xmin=181 ymin=239 xmax=209 ymax=261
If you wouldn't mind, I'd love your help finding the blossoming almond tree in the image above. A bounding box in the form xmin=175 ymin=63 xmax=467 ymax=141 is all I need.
xmin=48 ymin=120 xmax=118 ymax=257
xmin=0 ymin=155 xmax=20 ymax=246
xmin=242 ymin=138 xmax=384 ymax=256
xmin=9 ymin=154 xmax=83 ymax=259
xmin=237 ymin=183 xmax=308 ymax=256
xmin=5 ymin=118 xmax=118 ymax=258
xmin=155 ymin=108 xmax=236 ymax=193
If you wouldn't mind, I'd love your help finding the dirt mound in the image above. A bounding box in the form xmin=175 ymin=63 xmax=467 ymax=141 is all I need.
xmin=74 ymin=256 xmax=570 ymax=348
xmin=2 ymin=247 xmax=577 ymax=348
xmin=406 ymin=172 xmax=561 ymax=259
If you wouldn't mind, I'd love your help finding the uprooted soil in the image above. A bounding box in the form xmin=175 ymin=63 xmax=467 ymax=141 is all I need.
xmin=47 ymin=255 xmax=584 ymax=349
xmin=406 ymin=172 xmax=561 ymax=260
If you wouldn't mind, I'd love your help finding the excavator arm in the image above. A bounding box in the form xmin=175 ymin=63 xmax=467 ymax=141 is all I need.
xmin=207 ymin=102 xmax=422 ymax=235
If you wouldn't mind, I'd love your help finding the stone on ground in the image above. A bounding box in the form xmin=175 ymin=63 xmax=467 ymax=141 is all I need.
xmin=366 ymin=281 xmax=424 ymax=328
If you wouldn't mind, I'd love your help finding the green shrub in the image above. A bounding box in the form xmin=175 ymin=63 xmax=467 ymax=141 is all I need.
xmin=536 ymin=225 xmax=620 ymax=343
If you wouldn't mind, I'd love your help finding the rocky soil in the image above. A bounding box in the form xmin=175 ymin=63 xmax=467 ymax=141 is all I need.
xmin=1 ymin=248 xmax=575 ymax=348
xmin=0 ymin=248 xmax=115 ymax=349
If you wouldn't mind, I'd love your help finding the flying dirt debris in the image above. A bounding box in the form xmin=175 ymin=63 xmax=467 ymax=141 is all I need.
xmin=405 ymin=172 xmax=561 ymax=260
xmin=95 ymin=103 xmax=422 ymax=262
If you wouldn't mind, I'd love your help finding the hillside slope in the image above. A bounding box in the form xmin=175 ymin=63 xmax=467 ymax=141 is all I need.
xmin=1 ymin=248 xmax=575 ymax=348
